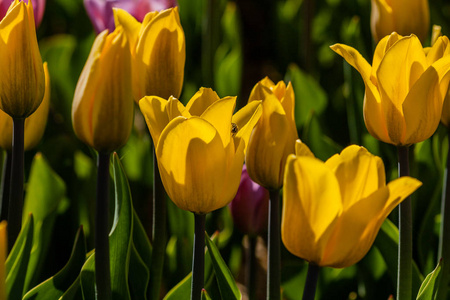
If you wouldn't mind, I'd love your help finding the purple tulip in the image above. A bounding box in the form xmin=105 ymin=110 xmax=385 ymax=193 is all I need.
xmin=0 ymin=0 xmax=46 ymax=27
xmin=229 ymin=165 xmax=270 ymax=236
xmin=84 ymin=0 xmax=178 ymax=33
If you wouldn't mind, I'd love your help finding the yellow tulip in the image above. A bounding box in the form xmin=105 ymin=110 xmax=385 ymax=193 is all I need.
xmin=0 ymin=62 xmax=50 ymax=151
xmin=0 ymin=221 xmax=5 ymax=300
xmin=72 ymin=27 xmax=134 ymax=153
xmin=370 ymin=0 xmax=429 ymax=43
xmin=282 ymin=145 xmax=422 ymax=268
xmin=331 ymin=33 xmax=450 ymax=146
xmin=114 ymin=7 xmax=185 ymax=101
xmin=0 ymin=0 xmax=45 ymax=118
xmin=139 ymin=88 xmax=262 ymax=214
xmin=245 ymin=77 xmax=298 ymax=190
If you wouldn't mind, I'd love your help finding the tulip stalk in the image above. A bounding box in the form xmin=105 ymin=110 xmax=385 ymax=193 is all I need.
xmin=437 ymin=131 xmax=450 ymax=300
xmin=7 ymin=118 xmax=25 ymax=252
xmin=302 ymin=263 xmax=320 ymax=300
xmin=397 ymin=146 xmax=412 ymax=300
xmin=267 ymin=189 xmax=281 ymax=300
xmin=0 ymin=151 xmax=11 ymax=222
xmin=95 ymin=152 xmax=112 ymax=300
xmin=191 ymin=213 xmax=206 ymax=300
xmin=150 ymin=150 xmax=167 ymax=300
xmin=246 ymin=236 xmax=257 ymax=300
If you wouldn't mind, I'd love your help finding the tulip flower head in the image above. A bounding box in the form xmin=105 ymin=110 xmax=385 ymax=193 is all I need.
xmin=331 ymin=33 xmax=450 ymax=146
xmin=72 ymin=26 xmax=134 ymax=153
xmin=245 ymin=77 xmax=298 ymax=190
xmin=139 ymin=88 xmax=262 ymax=214
xmin=0 ymin=221 xmax=5 ymax=300
xmin=282 ymin=143 xmax=422 ymax=268
xmin=371 ymin=0 xmax=429 ymax=43
xmin=0 ymin=62 xmax=50 ymax=151
xmin=229 ymin=165 xmax=269 ymax=236
xmin=0 ymin=0 xmax=45 ymax=27
xmin=84 ymin=0 xmax=178 ymax=33
xmin=114 ymin=6 xmax=185 ymax=101
xmin=0 ymin=0 xmax=45 ymax=118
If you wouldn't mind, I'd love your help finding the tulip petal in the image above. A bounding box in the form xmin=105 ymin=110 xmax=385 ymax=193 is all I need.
xmin=231 ymin=100 xmax=262 ymax=153
xmin=186 ymin=87 xmax=221 ymax=116
xmin=139 ymin=95 xmax=169 ymax=146
xmin=248 ymin=80 xmax=273 ymax=103
xmin=136 ymin=7 xmax=185 ymax=99
xmin=113 ymin=8 xmax=141 ymax=54
xmin=402 ymin=64 xmax=447 ymax=145
xmin=370 ymin=0 xmax=394 ymax=42
xmin=382 ymin=176 xmax=422 ymax=218
xmin=245 ymin=94 xmax=289 ymax=189
xmin=426 ymin=36 xmax=450 ymax=65
xmin=166 ymin=96 xmax=190 ymax=120
xmin=282 ymin=155 xmax=342 ymax=264
xmin=156 ymin=116 xmax=228 ymax=214
xmin=389 ymin=0 xmax=429 ymax=42
xmin=325 ymin=145 xmax=385 ymax=208
xmin=272 ymin=80 xmax=286 ymax=100
xmin=295 ymin=139 xmax=314 ymax=157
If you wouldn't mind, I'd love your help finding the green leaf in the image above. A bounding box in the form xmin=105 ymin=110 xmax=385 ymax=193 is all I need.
xmin=417 ymin=260 xmax=442 ymax=300
xmin=205 ymin=232 xmax=241 ymax=300
xmin=163 ymin=273 xmax=192 ymax=300
xmin=22 ymin=227 xmax=87 ymax=299
xmin=109 ymin=152 xmax=135 ymax=299
xmin=22 ymin=153 xmax=66 ymax=290
xmin=201 ymin=288 xmax=213 ymax=300
xmin=80 ymin=253 xmax=96 ymax=300
xmin=285 ymin=64 xmax=328 ymax=129
xmin=5 ymin=214 xmax=34 ymax=300
xmin=128 ymin=244 xmax=149 ymax=299
xmin=375 ymin=219 xmax=424 ymax=296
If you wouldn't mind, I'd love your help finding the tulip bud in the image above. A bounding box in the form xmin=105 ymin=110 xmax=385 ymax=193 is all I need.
xmin=72 ymin=27 xmax=134 ymax=153
xmin=0 ymin=0 xmax=45 ymax=27
xmin=84 ymin=0 xmax=178 ymax=33
xmin=114 ymin=6 xmax=185 ymax=101
xmin=229 ymin=165 xmax=269 ymax=236
xmin=0 ymin=0 xmax=45 ymax=118
xmin=245 ymin=77 xmax=298 ymax=190
xmin=370 ymin=0 xmax=429 ymax=43
xmin=0 ymin=62 xmax=50 ymax=151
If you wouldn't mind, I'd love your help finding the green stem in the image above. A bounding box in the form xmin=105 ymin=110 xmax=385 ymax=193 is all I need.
xmin=191 ymin=213 xmax=205 ymax=300
xmin=1 ymin=151 xmax=11 ymax=221
xmin=302 ymin=263 xmax=320 ymax=300
xmin=437 ymin=131 xmax=450 ymax=300
xmin=150 ymin=150 xmax=167 ymax=300
xmin=247 ymin=235 xmax=257 ymax=300
xmin=397 ymin=146 xmax=412 ymax=300
xmin=7 ymin=118 xmax=25 ymax=252
xmin=95 ymin=152 xmax=111 ymax=300
xmin=267 ymin=189 xmax=280 ymax=300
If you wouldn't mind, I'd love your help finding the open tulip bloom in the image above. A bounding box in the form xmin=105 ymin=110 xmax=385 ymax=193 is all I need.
xmin=282 ymin=143 xmax=421 ymax=299
xmin=331 ymin=33 xmax=450 ymax=147
xmin=139 ymin=88 xmax=261 ymax=299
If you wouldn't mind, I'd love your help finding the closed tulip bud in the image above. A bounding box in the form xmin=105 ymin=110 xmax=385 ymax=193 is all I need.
xmin=0 ymin=0 xmax=45 ymax=118
xmin=229 ymin=165 xmax=269 ymax=236
xmin=370 ymin=0 xmax=429 ymax=43
xmin=282 ymin=145 xmax=422 ymax=268
xmin=0 ymin=0 xmax=46 ymax=28
xmin=114 ymin=6 xmax=185 ymax=101
xmin=72 ymin=27 xmax=134 ymax=153
xmin=139 ymin=88 xmax=262 ymax=214
xmin=0 ymin=62 xmax=50 ymax=151
xmin=0 ymin=221 xmax=5 ymax=300
xmin=84 ymin=0 xmax=177 ymax=33
xmin=245 ymin=77 xmax=298 ymax=190
xmin=331 ymin=33 xmax=450 ymax=146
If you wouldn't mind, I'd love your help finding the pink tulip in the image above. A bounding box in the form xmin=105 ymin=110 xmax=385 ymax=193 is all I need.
xmin=0 ymin=0 xmax=46 ymax=27
xmin=84 ymin=0 xmax=178 ymax=33
xmin=229 ymin=165 xmax=270 ymax=236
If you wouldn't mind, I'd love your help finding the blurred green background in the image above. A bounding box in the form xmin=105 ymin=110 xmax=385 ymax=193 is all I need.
xmin=16 ymin=0 xmax=450 ymax=298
